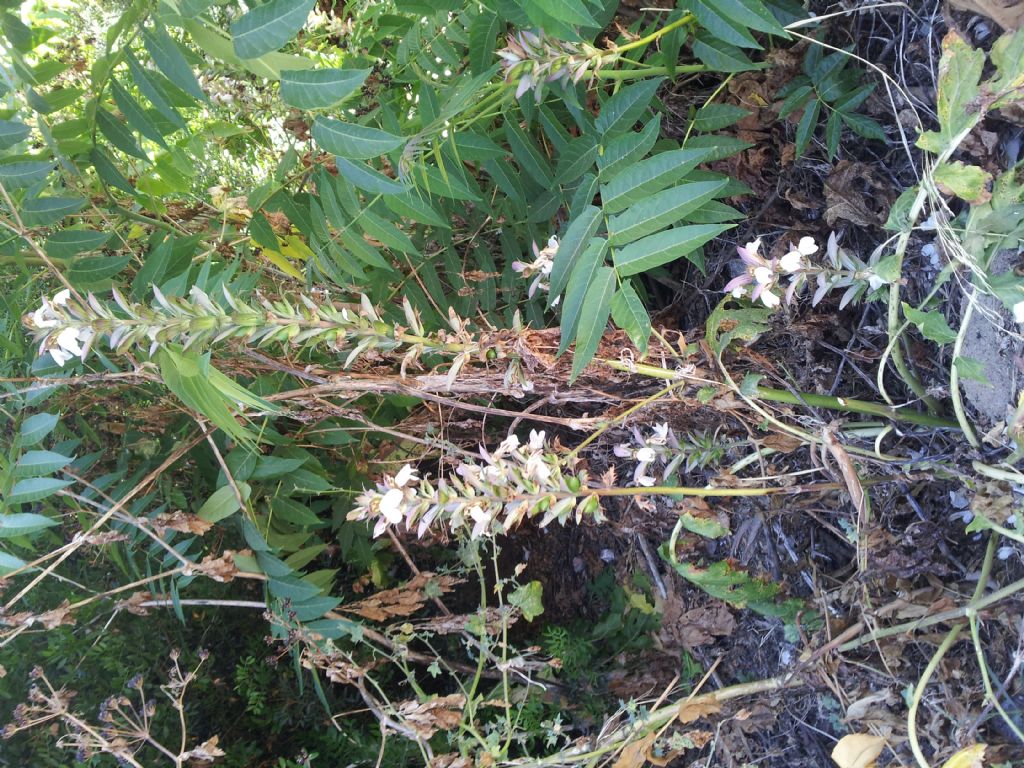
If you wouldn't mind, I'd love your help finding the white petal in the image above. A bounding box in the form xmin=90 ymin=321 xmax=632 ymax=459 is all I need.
xmin=56 ymin=326 xmax=83 ymax=356
xmin=379 ymin=489 xmax=405 ymax=524
xmin=613 ymin=443 xmax=632 ymax=458
xmin=760 ymin=290 xmax=780 ymax=308
xmin=778 ymin=250 xmax=803 ymax=273
xmin=49 ymin=346 xmax=72 ymax=367
xmin=1014 ymin=301 xmax=1024 ymax=324
xmin=636 ymin=447 xmax=657 ymax=463
xmin=753 ymin=266 xmax=773 ymax=285
xmin=52 ymin=289 xmax=71 ymax=306
xmin=797 ymin=236 xmax=818 ymax=255
xmin=528 ymin=429 xmax=545 ymax=451
xmin=394 ymin=464 xmax=417 ymax=488
xmin=637 ymin=475 xmax=656 ymax=487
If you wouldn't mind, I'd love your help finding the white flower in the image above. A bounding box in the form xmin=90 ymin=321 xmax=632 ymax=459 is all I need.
xmin=866 ymin=272 xmax=887 ymax=291
xmin=651 ymin=423 xmax=670 ymax=444
xmin=753 ymin=266 xmax=773 ymax=286
xmin=378 ymin=489 xmax=405 ymax=525
xmin=613 ymin=443 xmax=632 ymax=458
xmin=469 ymin=505 xmax=492 ymax=539
xmin=636 ymin=474 xmax=656 ymax=487
xmin=494 ymin=434 xmax=521 ymax=458
xmin=394 ymin=464 xmax=417 ymax=488
xmin=760 ymin=289 xmax=781 ymax=309
xmin=1014 ymin=301 xmax=1024 ymax=324
xmin=635 ymin=447 xmax=657 ymax=464
xmin=778 ymin=250 xmax=803 ymax=273
xmin=49 ymin=326 xmax=91 ymax=367
xmin=52 ymin=289 xmax=71 ymax=306
xmin=796 ymin=236 xmax=818 ymax=256
xmin=528 ymin=429 xmax=546 ymax=451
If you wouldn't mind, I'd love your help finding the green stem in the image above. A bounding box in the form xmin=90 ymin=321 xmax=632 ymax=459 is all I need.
xmin=595 ymin=64 xmax=707 ymax=79
xmin=610 ymin=14 xmax=694 ymax=56
xmin=600 ymin=359 xmax=959 ymax=429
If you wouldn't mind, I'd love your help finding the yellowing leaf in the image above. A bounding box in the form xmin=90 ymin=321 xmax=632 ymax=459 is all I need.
xmin=941 ymin=744 xmax=986 ymax=768
xmin=831 ymin=734 xmax=886 ymax=768
xmin=280 ymin=234 xmax=313 ymax=261
xmin=262 ymin=249 xmax=304 ymax=279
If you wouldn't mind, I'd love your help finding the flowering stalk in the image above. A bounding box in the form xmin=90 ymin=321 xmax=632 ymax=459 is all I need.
xmin=725 ymin=233 xmax=893 ymax=310
xmin=347 ymin=430 xmax=601 ymax=540
xmin=23 ymin=286 xmax=487 ymax=374
xmin=497 ymin=15 xmax=699 ymax=101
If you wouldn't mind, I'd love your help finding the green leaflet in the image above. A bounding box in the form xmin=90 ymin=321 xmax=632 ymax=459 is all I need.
xmin=613 ymin=224 xmax=729 ymax=277
xmin=549 ymin=204 xmax=602 ymax=300
xmin=0 ymin=159 xmax=52 ymax=188
xmin=44 ymin=230 xmax=111 ymax=259
xmin=559 ymin=237 xmax=607 ymax=354
xmin=0 ymin=119 xmax=30 ymax=149
xmin=569 ymin=265 xmax=615 ymax=383
xmin=0 ymin=509 xmax=62 ymax=531
xmin=594 ymin=78 xmax=663 ymax=137
xmin=20 ymin=196 xmax=86 ymax=227
xmin=231 ymin=0 xmax=315 ymax=59
xmin=96 ymin=108 xmax=148 ymax=161
xmin=312 ymin=117 xmax=404 ymax=159
xmin=334 ymin=157 xmax=408 ymax=195
xmin=610 ymin=282 xmax=651 ymax=355
xmin=142 ymin=24 xmax=206 ymax=101
xmin=600 ymin=147 xmax=716 ymax=213
xmin=607 ymin=179 xmax=728 ymax=246
xmin=197 ymin=482 xmax=251 ymax=523
xmin=14 ymin=450 xmax=73 ymax=478
xmin=280 ymin=68 xmax=369 ymax=110
xmin=5 ymin=480 xmax=73 ymax=507
xmin=19 ymin=413 xmax=59 ymax=446
xmin=110 ymin=79 xmax=168 ymax=148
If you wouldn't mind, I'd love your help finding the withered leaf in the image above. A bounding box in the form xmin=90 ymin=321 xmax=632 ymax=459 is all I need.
xmin=342 ymin=573 xmax=463 ymax=622
xmin=395 ymin=693 xmax=466 ymax=738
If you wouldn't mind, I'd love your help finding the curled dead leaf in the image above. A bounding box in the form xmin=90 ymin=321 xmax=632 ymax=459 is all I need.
xmin=831 ymin=733 xmax=886 ymax=768
xmin=153 ymin=511 xmax=213 ymax=536
xmin=183 ymin=735 xmax=226 ymax=762
xmin=677 ymin=697 xmax=723 ymax=724
xmin=342 ymin=573 xmax=463 ymax=622
xmin=395 ymin=693 xmax=466 ymax=738
xmin=116 ymin=591 xmax=155 ymax=616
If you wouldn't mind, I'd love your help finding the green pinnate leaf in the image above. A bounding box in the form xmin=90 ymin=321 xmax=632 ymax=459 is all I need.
xmin=231 ymin=0 xmax=315 ymax=59
xmin=312 ymin=118 xmax=404 ymax=159
xmin=280 ymin=68 xmax=369 ymax=110
xmin=613 ymin=224 xmax=729 ymax=277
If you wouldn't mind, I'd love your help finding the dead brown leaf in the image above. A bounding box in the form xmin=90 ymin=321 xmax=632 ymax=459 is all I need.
xmin=342 ymin=573 xmax=463 ymax=622
xmin=613 ymin=732 xmax=657 ymax=768
xmin=153 ymin=511 xmax=213 ymax=536
xmin=116 ymin=591 xmax=155 ymax=616
xmin=396 ymin=693 xmax=466 ymax=738
xmin=37 ymin=600 xmax=76 ymax=629
xmin=677 ymin=697 xmax=723 ymax=724
xmin=190 ymin=549 xmax=252 ymax=583
xmin=824 ymin=161 xmax=892 ymax=228
xmin=430 ymin=753 xmax=473 ymax=768
xmin=950 ymin=0 xmax=1024 ymax=29
xmin=184 ymin=735 xmax=226 ymax=762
